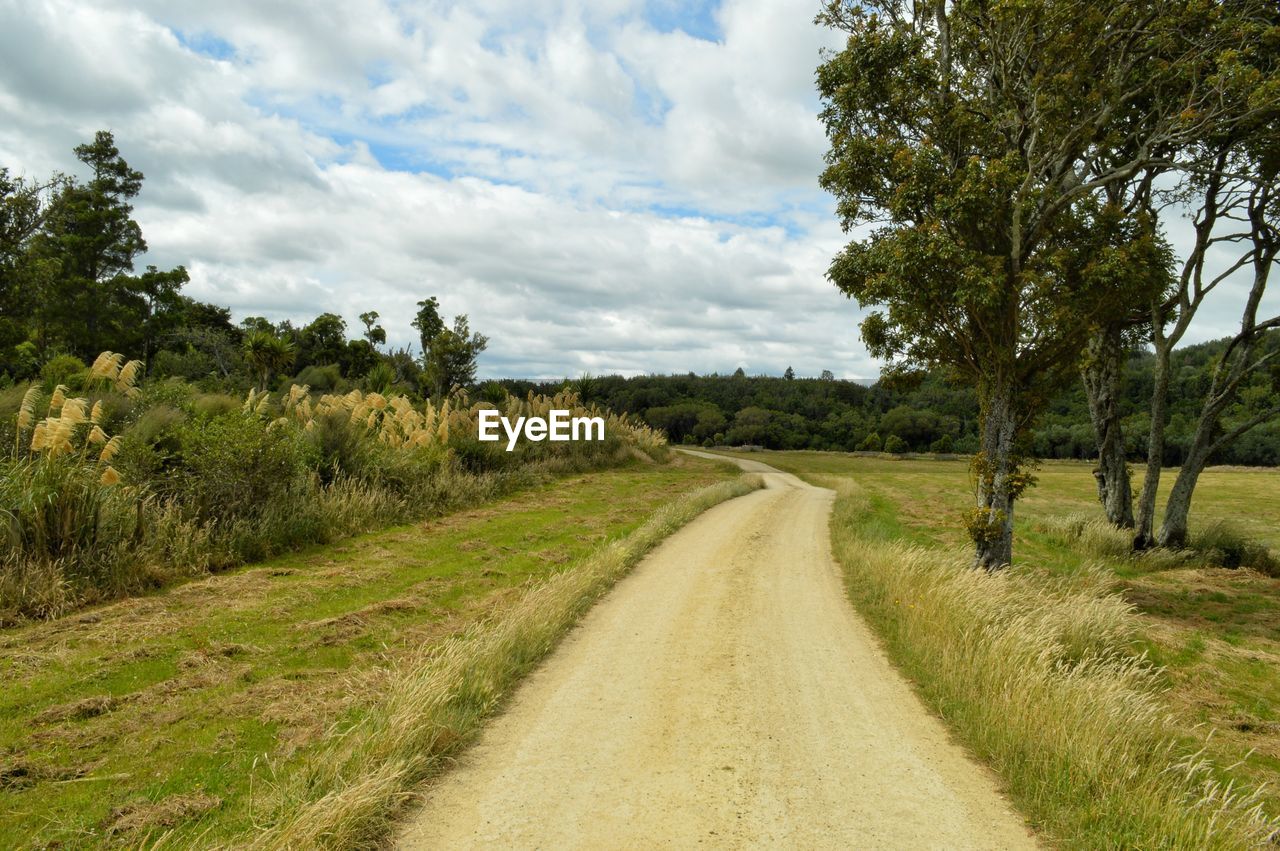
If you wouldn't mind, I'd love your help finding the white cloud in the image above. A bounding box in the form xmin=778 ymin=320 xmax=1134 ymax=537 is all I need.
xmin=2 ymin=0 xmax=1266 ymax=382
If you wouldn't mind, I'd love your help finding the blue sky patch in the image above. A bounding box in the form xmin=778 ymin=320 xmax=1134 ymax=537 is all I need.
xmin=172 ymin=29 xmax=236 ymax=61
xmin=643 ymin=0 xmax=722 ymax=42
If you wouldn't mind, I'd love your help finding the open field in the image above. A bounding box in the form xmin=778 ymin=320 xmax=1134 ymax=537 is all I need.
xmin=712 ymin=450 xmax=1280 ymax=846
xmin=0 ymin=455 xmax=740 ymax=848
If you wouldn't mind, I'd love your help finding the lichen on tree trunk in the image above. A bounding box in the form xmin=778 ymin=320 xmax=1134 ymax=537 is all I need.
xmin=971 ymin=375 xmax=1021 ymax=570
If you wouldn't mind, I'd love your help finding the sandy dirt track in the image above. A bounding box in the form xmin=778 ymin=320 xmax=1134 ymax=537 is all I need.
xmin=397 ymin=453 xmax=1036 ymax=849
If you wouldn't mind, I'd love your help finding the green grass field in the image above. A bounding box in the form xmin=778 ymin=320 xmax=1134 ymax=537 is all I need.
xmin=0 ymin=455 xmax=736 ymax=847
xmin=714 ymin=449 xmax=1280 ymax=839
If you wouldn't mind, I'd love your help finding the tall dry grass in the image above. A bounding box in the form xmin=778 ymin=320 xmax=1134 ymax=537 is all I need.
xmin=1036 ymin=512 xmax=1278 ymax=576
xmin=2 ymin=355 xmax=669 ymax=623
xmin=829 ymin=480 xmax=1279 ymax=848
xmin=156 ymin=474 xmax=761 ymax=850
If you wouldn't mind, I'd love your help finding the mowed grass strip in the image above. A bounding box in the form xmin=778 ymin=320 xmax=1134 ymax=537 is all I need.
xmin=0 ymin=456 xmax=736 ymax=848
xmin=712 ymin=450 xmax=1280 ymax=847
xmin=242 ymin=471 xmax=763 ymax=851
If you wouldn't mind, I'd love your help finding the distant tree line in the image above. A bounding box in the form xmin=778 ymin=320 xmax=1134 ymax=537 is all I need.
xmin=501 ymin=334 xmax=1279 ymax=467
xmin=0 ymin=132 xmax=485 ymax=400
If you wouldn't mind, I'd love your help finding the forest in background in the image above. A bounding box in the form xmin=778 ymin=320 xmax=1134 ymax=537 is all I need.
xmin=504 ymin=332 xmax=1280 ymax=467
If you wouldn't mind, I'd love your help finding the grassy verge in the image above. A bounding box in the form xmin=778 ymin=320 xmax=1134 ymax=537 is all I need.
xmin=0 ymin=455 xmax=757 ymax=848
xmin=712 ymin=450 xmax=1280 ymax=848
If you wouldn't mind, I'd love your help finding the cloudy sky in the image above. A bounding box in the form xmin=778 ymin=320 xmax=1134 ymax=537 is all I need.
xmin=0 ymin=1 xmax=1270 ymax=380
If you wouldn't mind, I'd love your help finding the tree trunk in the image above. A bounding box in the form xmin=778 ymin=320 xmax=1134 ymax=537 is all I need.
xmin=1082 ymin=325 xmax=1134 ymax=528
xmin=973 ymin=375 xmax=1019 ymax=570
xmin=1134 ymin=340 xmax=1170 ymax=549
xmin=1158 ymin=440 xmax=1213 ymax=549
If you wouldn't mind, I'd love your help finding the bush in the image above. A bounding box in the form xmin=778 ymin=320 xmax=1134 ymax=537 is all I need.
xmin=883 ymin=434 xmax=908 ymax=454
xmin=191 ymin=393 xmax=240 ymax=418
xmin=363 ymin=361 xmax=395 ymax=393
xmin=151 ymin=348 xmax=216 ymax=381
xmin=140 ymin=377 xmax=194 ymax=410
xmin=858 ymin=432 xmax=882 ymax=452
xmin=40 ymin=354 xmax=87 ymax=389
xmin=295 ymin=364 xmax=345 ymax=393
xmin=1190 ymin=521 xmax=1278 ymax=574
xmin=3 ymin=359 xmax=670 ymax=621
xmin=169 ymin=413 xmax=316 ymax=525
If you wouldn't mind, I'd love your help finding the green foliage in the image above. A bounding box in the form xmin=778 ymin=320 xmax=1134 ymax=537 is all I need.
xmin=151 ymin=346 xmax=216 ymax=380
xmin=168 ymin=413 xmax=314 ymax=525
xmin=362 ymin=359 xmax=395 ymax=393
xmin=1190 ymin=522 xmax=1278 ymax=574
xmin=343 ymin=339 xmax=380 ymax=378
xmin=294 ymin=363 xmax=345 ymax=393
xmin=423 ymin=313 xmax=488 ymax=396
xmin=243 ymin=330 xmax=295 ymax=391
xmin=412 ymin=296 xmax=444 ymax=356
xmin=883 ymin=434 xmax=908 ymax=454
xmin=0 ymin=455 xmax=130 ymax=566
xmin=499 ymin=332 xmax=1277 ymax=465
xmin=814 ymin=0 xmax=1256 ymax=561
xmin=359 ymin=310 xmax=386 ymax=347
xmin=39 ymin=354 xmax=86 ymax=389
xmin=294 ymin=312 xmax=347 ymax=370
xmin=190 ymin=393 xmax=240 ymax=418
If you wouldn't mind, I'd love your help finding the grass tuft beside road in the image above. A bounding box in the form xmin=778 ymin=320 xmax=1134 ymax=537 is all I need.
xmin=0 ymin=455 xmax=753 ymax=848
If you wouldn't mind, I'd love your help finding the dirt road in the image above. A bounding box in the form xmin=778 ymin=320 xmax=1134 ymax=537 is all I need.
xmin=397 ymin=453 xmax=1036 ymax=849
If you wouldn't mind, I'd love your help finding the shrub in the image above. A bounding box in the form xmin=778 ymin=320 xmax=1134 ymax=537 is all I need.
xmin=883 ymin=434 xmax=908 ymax=454
xmin=140 ymin=377 xmax=194 ymax=410
xmin=295 ymin=364 xmax=345 ymax=393
xmin=191 ymin=393 xmax=240 ymax=419
xmin=306 ymin=410 xmax=385 ymax=484
xmin=40 ymin=354 xmax=88 ymax=390
xmin=169 ymin=412 xmax=315 ymax=525
xmin=858 ymin=432 xmax=882 ymax=451
xmin=151 ymin=348 xmax=216 ymax=381
xmin=1190 ymin=521 xmax=1278 ymax=575
xmin=930 ymin=434 xmax=955 ymax=453
xmin=3 ymin=356 xmax=669 ymax=621
xmin=0 ymin=455 xmax=143 ymax=619
xmin=363 ymin=361 xmax=395 ymax=393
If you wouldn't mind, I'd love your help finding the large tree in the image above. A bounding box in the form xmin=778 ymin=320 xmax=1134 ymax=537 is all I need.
xmin=17 ymin=131 xmax=193 ymax=363
xmin=295 ymin=312 xmax=347 ymax=370
xmin=816 ymin=0 xmax=1246 ymax=568
xmin=423 ymin=314 xmax=488 ymax=396
xmin=1130 ymin=19 xmax=1280 ymax=548
xmin=29 ymin=132 xmax=147 ymax=357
